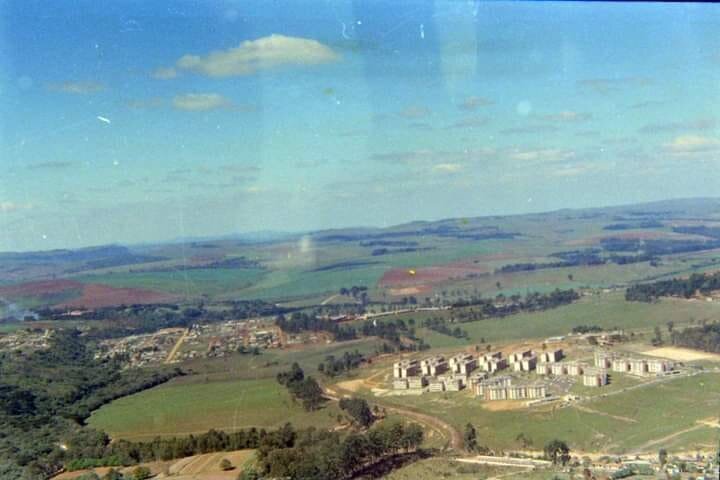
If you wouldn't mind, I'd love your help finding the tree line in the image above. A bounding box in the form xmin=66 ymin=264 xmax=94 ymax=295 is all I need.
xmin=625 ymin=271 xmax=720 ymax=302
xmin=276 ymin=363 xmax=325 ymax=411
xmin=318 ymin=351 xmax=365 ymax=377
xmin=670 ymin=322 xmax=720 ymax=353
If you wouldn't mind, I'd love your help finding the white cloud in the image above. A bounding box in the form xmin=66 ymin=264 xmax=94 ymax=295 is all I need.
xmin=538 ymin=111 xmax=592 ymax=123
xmin=47 ymin=82 xmax=105 ymax=94
xmin=398 ymin=105 xmax=431 ymax=119
xmin=432 ymin=163 xmax=462 ymax=173
xmin=0 ymin=201 xmax=33 ymax=213
xmin=174 ymin=34 xmax=340 ymax=77
xmin=508 ymin=148 xmax=575 ymax=162
xmin=172 ymin=93 xmax=232 ymax=111
xmin=664 ymin=135 xmax=720 ymax=154
xmin=151 ymin=67 xmax=178 ymax=80
xmin=458 ymin=96 xmax=494 ymax=111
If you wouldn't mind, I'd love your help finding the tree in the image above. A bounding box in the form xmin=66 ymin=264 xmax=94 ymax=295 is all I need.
xmin=568 ymin=274 xmax=574 ymax=281
xmin=653 ymin=326 xmax=663 ymax=346
xmin=103 ymin=469 xmax=123 ymax=480
xmin=667 ymin=320 xmax=675 ymax=333
xmin=659 ymin=448 xmax=668 ymax=466
xmin=464 ymin=423 xmax=478 ymax=452
xmin=238 ymin=467 xmax=260 ymax=480
xmin=339 ymin=397 xmax=374 ymax=428
xmin=544 ymin=439 xmax=570 ymax=465
xmin=130 ymin=466 xmax=151 ymax=480
xmin=220 ymin=458 xmax=234 ymax=471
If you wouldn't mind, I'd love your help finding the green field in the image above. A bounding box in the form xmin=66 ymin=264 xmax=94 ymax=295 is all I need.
xmin=365 ymin=292 xmax=720 ymax=348
xmin=74 ymin=268 xmax=266 ymax=296
xmin=361 ymin=372 xmax=720 ymax=455
xmin=384 ymin=458 xmax=568 ymax=480
xmin=88 ymin=376 xmax=342 ymax=440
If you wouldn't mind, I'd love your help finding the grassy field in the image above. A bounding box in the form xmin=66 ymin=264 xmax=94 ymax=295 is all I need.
xmin=88 ymin=377 xmax=342 ymax=440
xmin=74 ymin=268 xmax=266 ymax=297
xmin=359 ymin=371 xmax=720 ymax=455
xmin=383 ymin=458 xmax=568 ymax=480
xmin=88 ymin=338 xmax=384 ymax=440
xmin=368 ymin=292 xmax=720 ymax=348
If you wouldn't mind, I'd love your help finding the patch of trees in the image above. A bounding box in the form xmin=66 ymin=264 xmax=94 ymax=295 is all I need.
xmin=544 ymin=439 xmax=571 ymax=465
xmin=670 ymin=323 xmax=720 ymax=353
xmin=338 ymin=397 xmax=374 ymax=428
xmin=672 ymin=225 xmax=720 ymax=239
xmin=276 ymin=312 xmax=357 ymax=341
xmin=422 ymin=318 xmax=468 ymax=339
xmin=571 ymin=325 xmax=603 ymax=334
xmin=359 ymin=318 xmax=430 ymax=351
xmin=318 ymin=351 xmax=365 ymax=377
xmin=133 ymin=256 xmax=263 ymax=272
xmin=451 ymin=289 xmax=580 ymax=315
xmin=603 ymin=221 xmax=663 ymax=230
xmin=371 ymin=247 xmax=436 ymax=256
xmin=497 ymin=249 xmax=657 ymax=274
xmin=311 ymin=261 xmax=381 ymax=272
xmin=625 ymin=271 xmax=720 ymax=302
xmin=254 ymin=420 xmax=423 ymax=480
xmin=360 ymin=240 xmax=419 ymax=247
xmin=0 ymin=329 xmax=181 ymax=479
xmin=601 ymin=237 xmax=720 ymax=256
xmin=39 ymin=300 xmax=289 ymax=338
xmin=276 ymin=363 xmax=325 ymax=411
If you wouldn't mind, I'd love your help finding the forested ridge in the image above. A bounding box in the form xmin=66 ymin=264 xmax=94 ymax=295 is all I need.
xmin=0 ymin=330 xmax=180 ymax=479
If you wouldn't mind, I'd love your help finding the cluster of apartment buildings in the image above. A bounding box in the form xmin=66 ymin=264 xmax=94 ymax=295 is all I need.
xmin=473 ymin=375 xmax=548 ymax=400
xmin=594 ymin=351 xmax=674 ymax=376
xmin=393 ymin=354 xmax=481 ymax=392
xmin=392 ymin=350 xmax=556 ymax=397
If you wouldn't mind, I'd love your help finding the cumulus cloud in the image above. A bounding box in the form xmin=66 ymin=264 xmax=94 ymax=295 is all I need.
xmin=398 ymin=105 xmax=431 ymax=119
xmin=538 ymin=111 xmax=592 ymax=123
xmin=47 ymin=81 xmax=105 ymax=94
xmin=446 ymin=117 xmax=489 ymax=129
xmin=151 ymin=67 xmax=178 ymax=80
xmin=507 ymin=148 xmax=576 ymax=163
xmin=172 ymin=34 xmax=340 ymax=77
xmin=172 ymin=93 xmax=232 ymax=111
xmin=664 ymin=135 xmax=720 ymax=154
xmin=499 ymin=125 xmax=559 ymax=135
xmin=432 ymin=163 xmax=462 ymax=173
xmin=458 ymin=96 xmax=493 ymax=111
xmin=0 ymin=201 xmax=33 ymax=213
xmin=577 ymin=77 xmax=652 ymax=94
xmin=27 ymin=161 xmax=73 ymax=170
xmin=639 ymin=117 xmax=716 ymax=135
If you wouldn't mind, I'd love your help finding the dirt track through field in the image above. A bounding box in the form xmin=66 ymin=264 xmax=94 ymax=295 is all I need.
xmin=572 ymin=404 xmax=638 ymax=423
xmin=165 ymin=328 xmax=189 ymax=364
xmin=324 ymin=386 xmax=463 ymax=450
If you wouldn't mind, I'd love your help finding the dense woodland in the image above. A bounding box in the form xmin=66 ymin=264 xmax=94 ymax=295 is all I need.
xmin=671 ymin=323 xmax=720 ymax=353
xmin=0 ymin=330 xmax=180 ymax=479
xmin=625 ymin=271 xmax=720 ymax=302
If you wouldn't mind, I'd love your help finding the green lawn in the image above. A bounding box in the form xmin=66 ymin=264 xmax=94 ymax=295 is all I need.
xmin=74 ymin=268 xmax=266 ymax=297
xmin=88 ymin=376 xmax=342 ymax=440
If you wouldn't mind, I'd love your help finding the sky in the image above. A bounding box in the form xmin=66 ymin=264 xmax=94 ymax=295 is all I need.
xmin=1 ymin=0 xmax=719 ymax=252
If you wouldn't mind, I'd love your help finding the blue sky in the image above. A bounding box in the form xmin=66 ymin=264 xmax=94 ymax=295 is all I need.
xmin=1 ymin=0 xmax=719 ymax=251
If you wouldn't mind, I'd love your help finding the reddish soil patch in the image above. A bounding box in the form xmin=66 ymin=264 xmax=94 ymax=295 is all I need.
xmin=57 ymin=284 xmax=176 ymax=309
xmin=0 ymin=279 xmax=83 ymax=297
xmin=380 ymin=264 xmax=491 ymax=289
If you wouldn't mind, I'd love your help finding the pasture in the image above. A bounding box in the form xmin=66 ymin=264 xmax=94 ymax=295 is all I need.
xmin=88 ymin=377 xmax=342 ymax=440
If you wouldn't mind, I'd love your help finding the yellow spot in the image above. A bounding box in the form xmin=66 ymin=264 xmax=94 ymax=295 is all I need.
xmin=408 ymin=269 xmax=416 ymax=276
